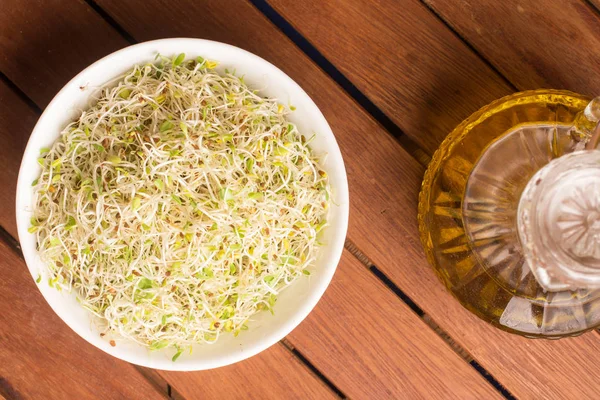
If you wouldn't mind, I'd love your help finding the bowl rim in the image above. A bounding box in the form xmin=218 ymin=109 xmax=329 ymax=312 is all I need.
xmin=15 ymin=38 xmax=349 ymax=371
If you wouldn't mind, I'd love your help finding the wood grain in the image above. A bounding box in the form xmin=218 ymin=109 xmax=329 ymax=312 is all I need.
xmin=0 ymin=81 xmax=35 ymax=237
xmin=423 ymin=0 xmax=600 ymax=96
xmin=268 ymin=0 xmax=515 ymax=155
xmin=0 ymin=240 xmax=166 ymax=400
xmin=0 ymin=0 xmax=129 ymax=107
xmin=0 ymin=1 xmax=501 ymax=398
xmin=160 ymin=345 xmax=336 ymax=400
xmin=287 ymin=251 xmax=501 ymax=399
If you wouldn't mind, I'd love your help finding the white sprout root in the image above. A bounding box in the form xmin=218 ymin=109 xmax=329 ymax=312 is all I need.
xmin=30 ymin=54 xmax=330 ymax=361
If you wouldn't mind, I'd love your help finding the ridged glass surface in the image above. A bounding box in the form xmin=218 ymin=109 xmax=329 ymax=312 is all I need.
xmin=418 ymin=90 xmax=600 ymax=337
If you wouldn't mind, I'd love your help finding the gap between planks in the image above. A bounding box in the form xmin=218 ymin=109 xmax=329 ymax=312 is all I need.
xmin=584 ymin=0 xmax=600 ymax=18
xmin=418 ymin=0 xmax=519 ymax=93
xmin=0 ymin=378 xmax=17 ymax=400
xmin=133 ymin=366 xmax=188 ymax=400
xmin=0 ymin=71 xmax=42 ymax=114
xmin=280 ymin=339 xmax=347 ymax=398
xmin=249 ymin=0 xmax=431 ymax=167
xmin=344 ymin=240 xmax=516 ymax=400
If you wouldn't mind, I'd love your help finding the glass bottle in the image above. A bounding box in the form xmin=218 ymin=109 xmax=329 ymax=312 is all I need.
xmin=418 ymin=90 xmax=600 ymax=337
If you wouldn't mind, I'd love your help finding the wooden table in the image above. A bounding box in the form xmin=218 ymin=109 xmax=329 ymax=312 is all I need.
xmin=2 ymin=1 xmax=600 ymax=399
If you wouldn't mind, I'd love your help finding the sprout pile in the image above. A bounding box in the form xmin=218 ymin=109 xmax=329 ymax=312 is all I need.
xmin=30 ymin=54 xmax=330 ymax=361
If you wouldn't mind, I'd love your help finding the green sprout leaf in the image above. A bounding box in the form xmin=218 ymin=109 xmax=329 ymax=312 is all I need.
xmin=160 ymin=120 xmax=173 ymax=132
xmin=248 ymin=192 xmax=263 ymax=200
xmin=173 ymin=53 xmax=186 ymax=66
xmin=205 ymin=60 xmax=218 ymax=69
xmin=118 ymin=89 xmax=131 ymax=99
xmin=131 ymin=196 xmax=142 ymax=211
xmin=219 ymin=187 xmax=234 ymax=201
xmin=171 ymin=194 xmax=182 ymax=205
xmin=107 ymin=155 xmax=121 ymax=165
xmin=65 ymin=216 xmax=77 ymax=231
xmin=93 ymin=144 xmax=106 ymax=153
xmin=179 ymin=122 xmax=188 ymax=135
xmin=151 ymin=178 xmax=163 ymax=191
xmin=51 ymin=158 xmax=62 ymax=169
xmin=149 ymin=340 xmax=169 ymax=351
xmin=172 ymin=349 xmax=183 ymax=362
xmin=203 ymin=267 xmax=214 ymax=278
xmin=268 ymin=294 xmax=277 ymax=315
xmin=246 ymin=158 xmax=254 ymax=173
xmin=315 ymin=220 xmax=327 ymax=233
xmin=138 ymin=277 xmax=154 ymax=290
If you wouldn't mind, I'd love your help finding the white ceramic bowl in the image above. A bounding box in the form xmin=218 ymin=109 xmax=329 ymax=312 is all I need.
xmin=15 ymin=38 xmax=349 ymax=371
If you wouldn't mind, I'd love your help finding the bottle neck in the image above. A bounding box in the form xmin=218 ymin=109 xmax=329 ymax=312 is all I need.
xmin=517 ymin=150 xmax=600 ymax=291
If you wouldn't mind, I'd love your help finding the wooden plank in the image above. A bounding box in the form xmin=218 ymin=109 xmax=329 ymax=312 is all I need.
xmin=0 ymin=0 xmax=128 ymax=107
xmin=287 ymin=251 xmax=500 ymax=399
xmin=267 ymin=0 xmax=514 ymax=155
xmin=160 ymin=345 xmax=336 ymax=400
xmin=0 ymin=1 xmax=500 ymax=397
xmin=423 ymin=0 xmax=600 ymax=96
xmin=0 ymin=81 xmax=35 ymax=238
xmin=90 ymin=1 xmax=600 ymax=399
xmin=0 ymin=239 xmax=166 ymax=400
